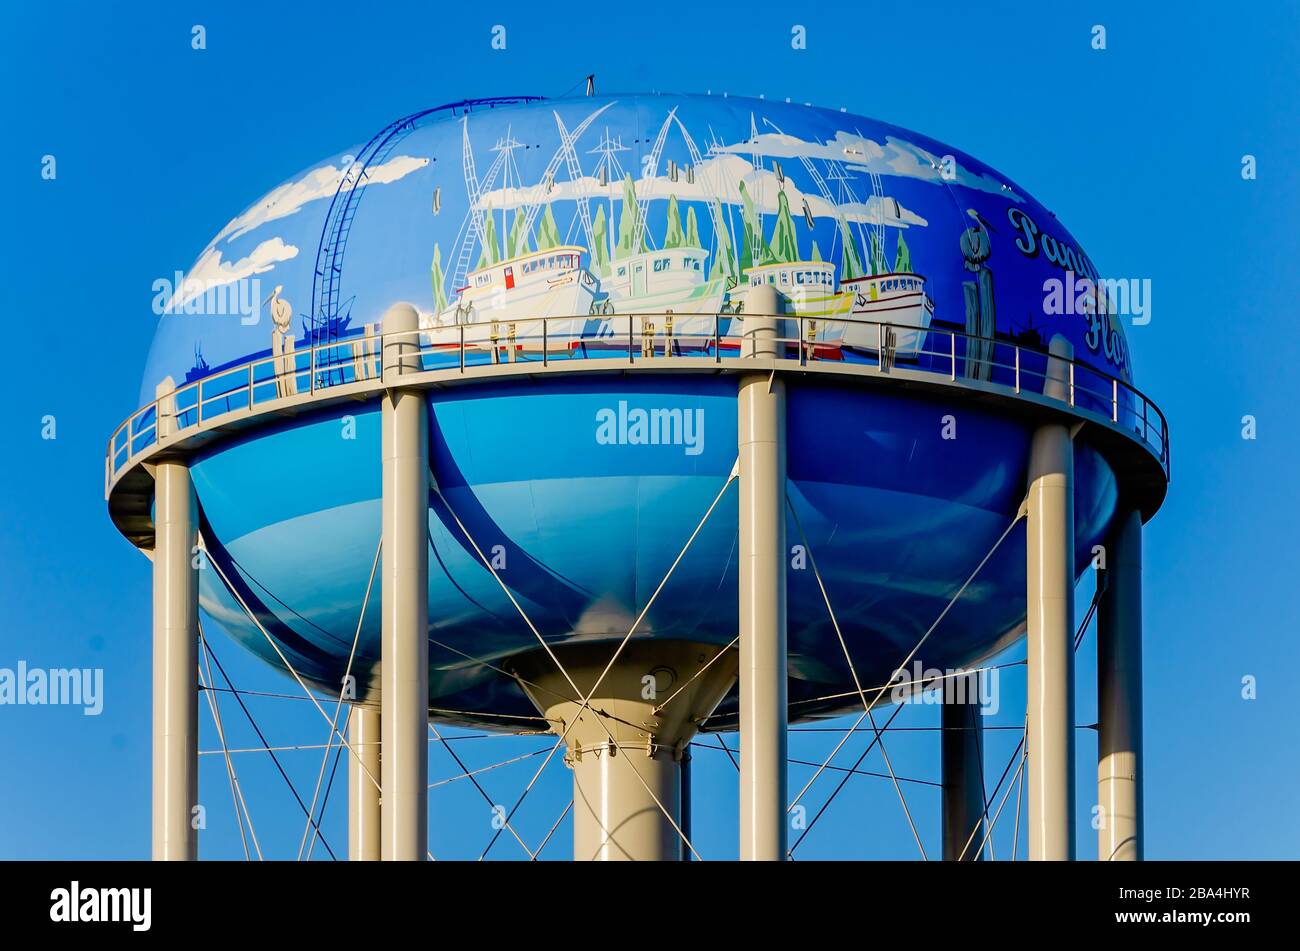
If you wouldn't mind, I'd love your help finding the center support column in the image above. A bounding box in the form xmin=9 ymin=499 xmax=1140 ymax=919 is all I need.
xmin=515 ymin=641 xmax=737 ymax=861
xmin=152 ymin=459 xmax=199 ymax=861
xmin=348 ymin=702 xmax=382 ymax=861
xmin=737 ymin=285 xmax=788 ymax=861
xmin=941 ymin=673 xmax=986 ymax=860
xmin=1025 ymin=334 xmax=1076 ymax=860
xmin=1097 ymin=507 xmax=1143 ymax=861
xmin=380 ymin=302 xmax=429 ymax=861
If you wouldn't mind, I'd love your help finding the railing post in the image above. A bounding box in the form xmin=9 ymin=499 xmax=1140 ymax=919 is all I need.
xmin=628 ymin=315 xmax=635 ymax=364
xmin=310 ymin=344 xmax=317 ymax=395
xmin=1015 ymin=346 xmax=1021 ymax=393
xmin=1112 ymin=378 xmax=1119 ymax=423
xmin=542 ymin=319 xmax=548 ymax=367
xmin=715 ymin=314 xmax=721 ymax=364
xmin=950 ymin=332 xmax=957 ymax=381
xmin=459 ymin=325 xmax=465 ymax=373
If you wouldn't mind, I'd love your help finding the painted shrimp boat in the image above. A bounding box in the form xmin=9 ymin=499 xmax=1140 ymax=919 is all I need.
xmin=838 ymin=271 xmax=935 ymax=358
xmin=732 ymin=260 xmax=852 ymax=317
xmin=428 ymin=245 xmax=599 ymax=354
xmin=728 ymin=260 xmax=853 ymax=350
xmin=591 ymin=246 xmax=730 ymax=345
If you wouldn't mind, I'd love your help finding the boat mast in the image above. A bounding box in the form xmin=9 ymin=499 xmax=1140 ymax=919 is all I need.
xmin=631 ymin=109 xmax=678 ymax=254
xmin=588 ymin=129 xmax=630 ymax=267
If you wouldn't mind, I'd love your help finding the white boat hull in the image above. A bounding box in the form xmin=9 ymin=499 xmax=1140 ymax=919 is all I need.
xmin=837 ymin=273 xmax=934 ymax=357
xmin=430 ymin=266 xmax=599 ymax=353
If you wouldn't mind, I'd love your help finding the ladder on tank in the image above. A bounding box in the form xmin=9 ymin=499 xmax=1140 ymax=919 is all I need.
xmin=310 ymin=97 xmax=545 ymax=386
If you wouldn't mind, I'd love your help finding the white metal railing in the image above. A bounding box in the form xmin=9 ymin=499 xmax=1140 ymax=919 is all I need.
xmin=106 ymin=313 xmax=1170 ymax=495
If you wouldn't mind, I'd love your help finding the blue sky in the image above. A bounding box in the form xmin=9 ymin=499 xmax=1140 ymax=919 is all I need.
xmin=2 ymin=0 xmax=1298 ymax=859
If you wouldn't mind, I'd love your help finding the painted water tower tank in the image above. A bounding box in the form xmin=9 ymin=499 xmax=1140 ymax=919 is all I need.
xmin=109 ymin=92 xmax=1168 ymax=736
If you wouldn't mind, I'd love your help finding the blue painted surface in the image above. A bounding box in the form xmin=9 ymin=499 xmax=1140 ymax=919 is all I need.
xmin=153 ymin=94 xmax=1128 ymax=727
xmin=190 ymin=375 xmax=1117 ymax=726
xmin=140 ymin=93 xmax=1134 ymax=406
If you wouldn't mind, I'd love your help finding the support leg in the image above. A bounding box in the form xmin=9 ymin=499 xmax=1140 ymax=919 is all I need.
xmin=738 ymin=285 xmax=788 ymax=861
xmin=1098 ymin=508 xmax=1143 ymax=860
xmin=942 ymin=673 xmax=985 ymax=860
xmin=380 ymin=303 xmax=429 ymax=860
xmin=152 ymin=460 xmax=199 ymax=860
xmin=680 ymin=747 xmax=692 ymax=862
xmin=349 ymin=702 xmax=382 ymax=861
xmin=1025 ymin=335 xmax=1076 ymax=861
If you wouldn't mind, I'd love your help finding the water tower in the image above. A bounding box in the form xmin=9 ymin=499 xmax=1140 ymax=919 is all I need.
xmin=107 ymin=93 xmax=1168 ymax=861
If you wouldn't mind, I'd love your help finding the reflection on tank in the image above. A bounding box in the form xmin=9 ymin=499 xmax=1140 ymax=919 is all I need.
xmin=960 ymin=209 xmax=998 ymax=381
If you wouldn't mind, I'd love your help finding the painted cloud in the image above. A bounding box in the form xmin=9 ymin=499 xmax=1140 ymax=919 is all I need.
xmin=167 ymin=236 xmax=299 ymax=312
xmin=476 ymin=152 xmax=928 ymax=229
xmin=713 ymin=129 xmax=1022 ymax=201
xmin=211 ymin=155 xmax=430 ymax=245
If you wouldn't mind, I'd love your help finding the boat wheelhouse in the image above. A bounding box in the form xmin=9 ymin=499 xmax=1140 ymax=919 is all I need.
xmin=600 ymin=247 xmax=725 ymax=309
xmin=731 ymin=260 xmax=853 ymax=320
xmin=594 ymin=246 xmax=729 ymax=341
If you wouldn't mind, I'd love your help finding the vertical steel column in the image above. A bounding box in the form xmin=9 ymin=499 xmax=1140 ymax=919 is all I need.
xmin=571 ymin=749 xmax=682 ymax=861
xmin=348 ymin=702 xmax=382 ymax=861
xmin=680 ymin=747 xmax=692 ymax=862
xmin=380 ymin=303 xmax=429 ymax=860
xmin=1026 ymin=334 xmax=1076 ymax=860
xmin=514 ymin=641 xmax=736 ymax=861
xmin=738 ymin=284 xmax=788 ymax=861
xmin=941 ymin=673 xmax=985 ymax=860
xmin=152 ymin=459 xmax=199 ymax=860
xmin=1098 ymin=508 xmax=1143 ymax=861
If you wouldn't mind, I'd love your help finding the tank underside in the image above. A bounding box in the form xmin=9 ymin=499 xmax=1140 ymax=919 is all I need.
xmin=190 ymin=373 xmax=1118 ymax=730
